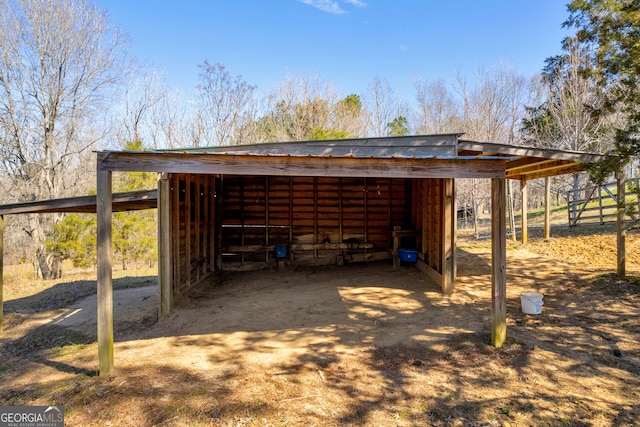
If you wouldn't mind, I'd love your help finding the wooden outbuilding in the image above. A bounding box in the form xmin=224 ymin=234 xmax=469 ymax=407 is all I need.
xmin=0 ymin=134 xmax=610 ymax=376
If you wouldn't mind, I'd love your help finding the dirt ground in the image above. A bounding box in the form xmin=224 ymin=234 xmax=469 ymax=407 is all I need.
xmin=1 ymin=226 xmax=639 ymax=426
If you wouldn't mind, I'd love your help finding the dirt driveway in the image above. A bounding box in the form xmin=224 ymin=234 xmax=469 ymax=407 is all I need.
xmin=1 ymin=231 xmax=639 ymax=426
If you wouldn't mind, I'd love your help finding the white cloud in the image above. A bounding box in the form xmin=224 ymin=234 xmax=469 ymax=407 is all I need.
xmin=298 ymin=0 xmax=368 ymax=14
xmin=298 ymin=0 xmax=346 ymax=14
xmin=344 ymin=0 xmax=368 ymax=7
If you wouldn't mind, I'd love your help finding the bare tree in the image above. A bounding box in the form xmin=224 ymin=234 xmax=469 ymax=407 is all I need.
xmin=455 ymin=65 xmax=520 ymax=142
xmin=0 ymin=0 xmax=127 ymax=278
xmin=116 ymin=64 xmax=166 ymax=146
xmin=146 ymin=89 xmax=191 ymax=149
xmin=114 ymin=64 xmax=197 ymax=149
xmin=454 ymin=64 xmax=532 ymax=238
xmin=365 ymin=77 xmax=408 ymax=137
xmin=259 ymin=73 xmax=345 ymax=141
xmin=413 ymin=76 xmax=461 ymax=134
xmin=522 ymin=42 xmax=607 ymax=153
xmin=522 ymin=42 xmax=610 ymax=205
xmin=196 ymin=61 xmax=258 ymax=146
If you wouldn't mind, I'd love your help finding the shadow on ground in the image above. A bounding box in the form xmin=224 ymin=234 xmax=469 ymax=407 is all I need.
xmin=1 ymin=248 xmax=638 ymax=425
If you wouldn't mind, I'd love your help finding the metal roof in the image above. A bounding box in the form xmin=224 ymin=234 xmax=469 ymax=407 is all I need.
xmin=150 ymin=134 xmax=463 ymax=159
xmin=0 ymin=190 xmax=157 ymax=216
xmin=142 ymin=134 xmax=606 ymax=181
xmin=0 ymin=134 xmax=608 ymax=215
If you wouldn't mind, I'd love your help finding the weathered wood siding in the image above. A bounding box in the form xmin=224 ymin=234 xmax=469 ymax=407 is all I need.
xmin=168 ymin=173 xmax=217 ymax=296
xmin=163 ymin=173 xmax=452 ymax=289
xmin=412 ymin=178 xmax=455 ymax=289
xmin=219 ymin=176 xmax=412 ymax=269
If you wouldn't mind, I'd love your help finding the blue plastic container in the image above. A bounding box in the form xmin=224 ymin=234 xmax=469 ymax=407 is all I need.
xmin=397 ymin=248 xmax=418 ymax=263
xmin=275 ymin=244 xmax=288 ymax=258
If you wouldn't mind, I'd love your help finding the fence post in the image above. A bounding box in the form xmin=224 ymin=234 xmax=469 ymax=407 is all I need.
xmin=598 ymin=186 xmax=603 ymax=224
xmin=521 ymin=179 xmax=528 ymax=244
xmin=616 ymin=171 xmax=626 ymax=277
xmin=544 ymin=177 xmax=551 ymax=240
xmin=567 ymin=189 xmax=572 ymax=226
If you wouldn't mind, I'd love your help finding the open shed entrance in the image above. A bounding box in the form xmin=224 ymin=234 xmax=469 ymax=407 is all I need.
xmin=0 ymin=134 xmax=612 ymax=376
xmin=160 ymin=172 xmax=458 ymax=314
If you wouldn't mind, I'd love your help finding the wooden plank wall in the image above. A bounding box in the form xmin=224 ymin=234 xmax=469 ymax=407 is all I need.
xmin=168 ymin=173 xmax=216 ymax=296
xmin=415 ymin=179 xmax=443 ymax=274
xmin=219 ymin=176 xmax=410 ymax=269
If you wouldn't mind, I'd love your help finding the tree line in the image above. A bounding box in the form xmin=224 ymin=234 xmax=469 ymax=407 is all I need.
xmin=0 ymin=0 xmax=637 ymax=278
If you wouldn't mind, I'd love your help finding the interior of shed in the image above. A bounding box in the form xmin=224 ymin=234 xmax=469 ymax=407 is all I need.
xmin=161 ymin=173 xmax=456 ymax=304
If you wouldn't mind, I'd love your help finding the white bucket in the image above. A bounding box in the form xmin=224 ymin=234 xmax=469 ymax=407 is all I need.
xmin=520 ymin=292 xmax=544 ymax=314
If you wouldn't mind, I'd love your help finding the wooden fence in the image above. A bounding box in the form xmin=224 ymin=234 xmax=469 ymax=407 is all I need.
xmin=567 ymin=177 xmax=639 ymax=226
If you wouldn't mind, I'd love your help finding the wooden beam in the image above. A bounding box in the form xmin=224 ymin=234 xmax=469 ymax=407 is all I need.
xmin=507 ymin=164 xmax=586 ymax=181
xmin=507 ymin=159 xmax=572 ymax=175
xmin=98 ymin=151 xmax=507 ymax=179
xmin=521 ymin=178 xmax=528 ymax=244
xmin=491 ymin=178 xmax=507 ymax=348
xmin=0 ymin=215 xmax=3 ymax=334
xmin=441 ymin=178 xmax=456 ymax=294
xmin=616 ymin=171 xmax=626 ymax=277
xmin=97 ymin=168 xmax=114 ymax=376
xmin=459 ymin=140 xmax=605 ymax=163
xmin=0 ymin=189 xmax=157 ymax=215
xmin=544 ymin=177 xmax=551 ymax=240
xmin=158 ymin=173 xmax=172 ymax=315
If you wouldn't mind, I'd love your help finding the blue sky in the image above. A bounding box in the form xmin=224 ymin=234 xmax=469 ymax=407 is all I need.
xmin=96 ymin=1 xmax=573 ymax=100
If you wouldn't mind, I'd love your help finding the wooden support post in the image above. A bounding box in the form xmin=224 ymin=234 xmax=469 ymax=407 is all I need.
xmin=172 ymin=176 xmax=182 ymax=290
xmin=186 ymin=175 xmax=193 ymax=281
xmin=507 ymin=180 xmax=517 ymax=242
xmin=491 ymin=178 xmax=507 ymax=348
xmin=0 ymin=215 xmax=4 ymax=334
xmin=216 ymin=176 xmax=224 ymax=270
xmin=392 ymin=225 xmax=400 ymax=270
xmin=616 ymin=170 xmax=626 ymax=277
xmin=209 ymin=177 xmax=216 ymax=272
xmin=158 ymin=173 xmax=172 ymax=315
xmin=265 ymin=176 xmax=270 ymax=264
xmin=421 ymin=179 xmax=429 ymax=256
xmin=97 ymin=167 xmax=114 ymax=376
xmin=195 ymin=176 xmax=201 ymax=280
xmin=441 ymin=178 xmax=456 ymax=294
xmin=544 ymin=177 xmax=551 ymax=240
xmin=520 ymin=178 xmax=528 ymax=244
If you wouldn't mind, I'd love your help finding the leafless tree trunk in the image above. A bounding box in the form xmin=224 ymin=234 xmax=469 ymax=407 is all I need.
xmin=413 ymin=76 xmax=461 ymax=134
xmin=365 ymin=77 xmax=408 ymax=137
xmin=0 ymin=0 xmax=126 ymax=278
xmin=530 ymin=43 xmax=607 ymax=153
xmin=196 ymin=61 xmax=258 ymax=146
xmin=260 ymin=73 xmax=344 ymax=141
xmin=116 ymin=64 xmax=166 ymax=146
xmin=455 ymin=64 xmax=532 ymax=238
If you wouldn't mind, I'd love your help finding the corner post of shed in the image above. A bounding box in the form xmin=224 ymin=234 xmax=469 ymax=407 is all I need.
xmin=544 ymin=177 xmax=551 ymax=240
xmin=97 ymin=155 xmax=114 ymax=376
xmin=491 ymin=177 xmax=507 ymax=347
xmin=616 ymin=170 xmax=626 ymax=277
xmin=441 ymin=178 xmax=456 ymax=294
xmin=520 ymin=178 xmax=528 ymax=244
xmin=158 ymin=173 xmax=173 ymax=315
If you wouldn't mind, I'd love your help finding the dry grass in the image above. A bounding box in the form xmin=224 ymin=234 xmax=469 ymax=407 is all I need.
xmin=1 ymin=229 xmax=639 ymax=426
